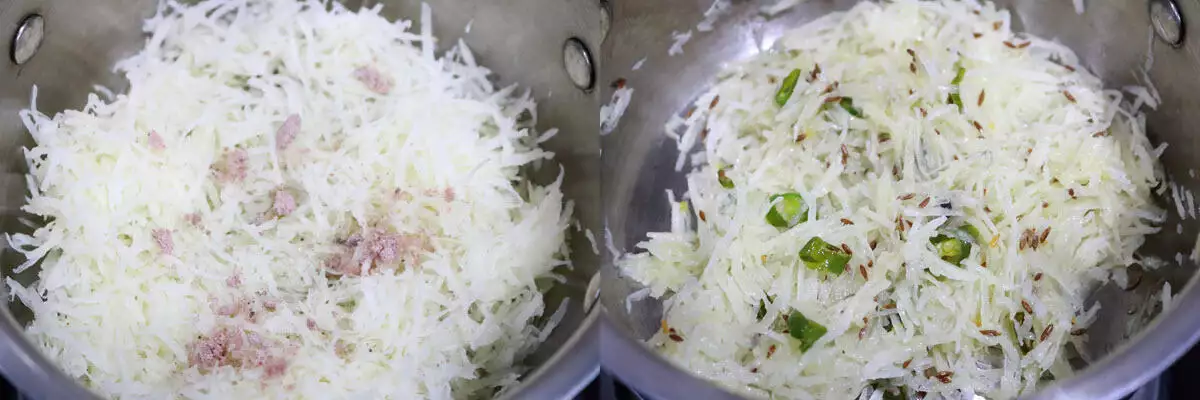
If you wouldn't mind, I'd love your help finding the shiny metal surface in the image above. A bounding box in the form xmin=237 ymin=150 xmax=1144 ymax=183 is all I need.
xmin=1151 ymin=0 xmax=1186 ymax=48
xmin=600 ymin=0 xmax=1200 ymax=399
xmin=0 ymin=1 xmax=600 ymax=399
xmin=10 ymin=14 xmax=44 ymax=66
xmin=563 ymin=37 xmax=597 ymax=91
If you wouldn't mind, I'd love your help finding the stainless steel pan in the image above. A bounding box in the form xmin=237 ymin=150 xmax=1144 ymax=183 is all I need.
xmin=600 ymin=0 xmax=1200 ymax=399
xmin=0 ymin=1 xmax=602 ymax=398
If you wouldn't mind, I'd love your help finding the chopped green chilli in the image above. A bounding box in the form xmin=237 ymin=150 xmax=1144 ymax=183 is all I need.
xmin=952 ymin=62 xmax=967 ymax=86
xmin=799 ymin=237 xmax=850 ymax=274
xmin=931 ymin=233 xmax=971 ymax=266
xmin=717 ymin=168 xmax=734 ymax=188
xmin=765 ymin=193 xmax=807 ymax=228
xmin=839 ymin=97 xmax=864 ymax=118
xmin=775 ymin=69 xmax=802 ymax=106
xmin=949 ymin=93 xmax=964 ymax=111
xmin=962 ymin=224 xmax=984 ymax=244
xmin=788 ymin=311 xmax=827 ymax=352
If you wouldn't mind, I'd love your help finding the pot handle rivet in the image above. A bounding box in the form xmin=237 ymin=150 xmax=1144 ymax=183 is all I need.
xmin=11 ymin=14 xmax=44 ymax=65
xmin=563 ymin=37 xmax=595 ymax=92
xmin=1150 ymin=0 xmax=1185 ymax=48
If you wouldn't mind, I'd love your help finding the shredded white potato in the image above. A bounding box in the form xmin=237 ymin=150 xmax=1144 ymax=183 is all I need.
xmin=601 ymin=86 xmax=635 ymax=136
xmin=6 ymin=1 xmax=572 ymax=398
xmin=619 ymin=1 xmax=1163 ymax=399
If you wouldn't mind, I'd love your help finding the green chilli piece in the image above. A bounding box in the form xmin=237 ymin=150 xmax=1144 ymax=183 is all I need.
xmin=949 ymin=93 xmax=964 ymax=111
xmin=717 ymin=168 xmax=735 ymax=189
xmin=930 ymin=234 xmax=972 ymax=266
xmin=757 ymin=293 xmax=776 ymax=321
xmin=952 ymin=62 xmax=967 ymax=86
xmin=950 ymin=62 xmax=967 ymax=111
xmin=765 ymin=193 xmax=807 ymax=228
xmin=799 ymin=237 xmax=851 ymax=274
xmin=839 ymin=97 xmax=864 ymax=118
xmin=961 ymin=224 xmax=984 ymax=244
xmin=788 ymin=310 xmax=828 ymax=352
xmin=775 ymin=69 xmax=803 ymax=106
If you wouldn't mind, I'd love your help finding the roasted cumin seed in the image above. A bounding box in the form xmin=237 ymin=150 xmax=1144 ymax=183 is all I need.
xmin=669 ymin=333 xmax=684 ymax=342
xmin=1039 ymin=227 xmax=1051 ymax=243
xmin=795 ymin=133 xmax=808 ymax=143
xmin=972 ymin=120 xmax=983 ymax=131
xmin=903 ymin=359 xmax=913 ymax=368
xmin=899 ymin=193 xmax=915 ymax=200
xmin=919 ymin=197 xmax=931 ymax=208
xmin=1040 ymin=324 xmax=1055 ymax=342
xmin=859 ymin=264 xmax=869 ymax=280
xmin=870 ymin=240 xmax=878 ymax=250
xmin=710 ymin=96 xmax=720 ymax=109
xmin=767 ymin=344 xmax=777 ymax=358
xmin=1034 ymin=272 xmax=1043 ymax=281
xmin=980 ymin=329 xmax=1001 ymax=337
xmin=1070 ymin=328 xmax=1087 ymax=336
xmin=973 ymin=32 xmax=983 ymax=38
xmin=936 ymin=371 xmax=954 ymax=384
xmin=841 ymin=218 xmax=854 ymax=225
xmin=910 ymin=63 xmax=917 ymax=74
xmin=841 ymin=243 xmax=853 ymax=255
xmin=1068 ymin=188 xmax=1076 ymax=199
xmin=993 ymin=21 xmax=1002 ymax=30
xmin=699 ymin=210 xmax=707 ymax=222
xmin=978 ymin=90 xmax=986 ymax=106
xmin=1022 ymin=300 xmax=1034 ymax=314
xmin=841 ymin=144 xmax=849 ymax=165
xmin=1063 ymin=90 xmax=1076 ymax=103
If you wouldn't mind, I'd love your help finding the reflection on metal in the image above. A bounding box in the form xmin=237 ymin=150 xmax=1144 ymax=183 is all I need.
xmin=11 ymin=15 xmax=44 ymax=65
xmin=600 ymin=0 xmax=612 ymax=44
xmin=563 ymin=37 xmax=596 ymax=91
xmin=1150 ymin=0 xmax=1185 ymax=48
xmin=584 ymin=272 xmax=600 ymax=313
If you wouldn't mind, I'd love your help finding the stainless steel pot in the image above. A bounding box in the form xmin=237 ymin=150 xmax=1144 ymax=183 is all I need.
xmin=600 ymin=0 xmax=1200 ymax=399
xmin=0 ymin=1 xmax=602 ymax=399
